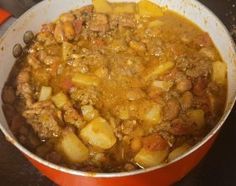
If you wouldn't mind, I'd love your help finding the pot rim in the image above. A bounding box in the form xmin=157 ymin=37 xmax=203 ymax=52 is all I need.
xmin=0 ymin=0 xmax=236 ymax=178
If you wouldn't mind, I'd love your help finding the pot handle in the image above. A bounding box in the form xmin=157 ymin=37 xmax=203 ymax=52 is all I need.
xmin=0 ymin=8 xmax=11 ymax=25
xmin=0 ymin=0 xmax=41 ymax=18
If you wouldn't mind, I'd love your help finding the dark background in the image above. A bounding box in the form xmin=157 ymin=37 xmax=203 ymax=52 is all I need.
xmin=0 ymin=0 xmax=236 ymax=185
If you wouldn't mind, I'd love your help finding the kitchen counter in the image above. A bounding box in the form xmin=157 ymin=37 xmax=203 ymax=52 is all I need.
xmin=0 ymin=0 xmax=235 ymax=185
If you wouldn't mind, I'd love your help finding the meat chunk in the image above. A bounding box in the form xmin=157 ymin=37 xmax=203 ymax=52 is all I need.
xmin=23 ymin=101 xmax=62 ymax=139
xmin=118 ymin=14 xmax=136 ymax=28
xmin=186 ymin=59 xmax=212 ymax=78
xmin=120 ymin=120 xmax=138 ymax=135
xmin=63 ymin=103 xmax=85 ymax=129
xmin=144 ymin=38 xmax=163 ymax=56
xmin=110 ymin=14 xmax=136 ymax=29
xmin=41 ymin=23 xmax=55 ymax=33
xmin=169 ymin=118 xmax=193 ymax=136
xmin=70 ymin=87 xmax=100 ymax=106
xmin=89 ymin=13 xmax=109 ymax=32
xmin=109 ymin=14 xmax=119 ymax=29
xmin=16 ymin=68 xmax=33 ymax=108
xmin=27 ymin=54 xmax=41 ymax=69
xmin=176 ymin=55 xmax=212 ymax=78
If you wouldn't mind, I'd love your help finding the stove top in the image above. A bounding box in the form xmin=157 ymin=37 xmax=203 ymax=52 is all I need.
xmin=0 ymin=0 xmax=235 ymax=185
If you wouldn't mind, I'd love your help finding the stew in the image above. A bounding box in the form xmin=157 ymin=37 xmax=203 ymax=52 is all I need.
xmin=2 ymin=0 xmax=227 ymax=172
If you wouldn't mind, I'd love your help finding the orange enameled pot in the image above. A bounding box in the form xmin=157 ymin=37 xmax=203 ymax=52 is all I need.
xmin=0 ymin=0 xmax=235 ymax=186
xmin=27 ymin=134 xmax=217 ymax=186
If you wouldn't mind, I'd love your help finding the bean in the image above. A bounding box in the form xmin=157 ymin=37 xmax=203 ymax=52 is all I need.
xmin=12 ymin=43 xmax=23 ymax=58
xmin=19 ymin=125 xmax=29 ymax=136
xmin=163 ymin=99 xmax=180 ymax=120
xmin=63 ymin=21 xmax=75 ymax=40
xmin=23 ymin=31 xmax=34 ymax=44
xmin=28 ymin=132 xmax=41 ymax=148
xmin=94 ymin=153 xmax=106 ymax=162
xmin=54 ymin=22 xmax=65 ymax=43
xmin=11 ymin=115 xmax=25 ymax=134
xmin=19 ymin=135 xmax=27 ymax=145
xmin=60 ymin=13 xmax=75 ymax=22
xmin=2 ymin=86 xmax=15 ymax=104
xmin=193 ymin=78 xmax=208 ymax=96
xmin=124 ymin=163 xmax=136 ymax=171
xmin=181 ymin=91 xmax=193 ymax=110
xmin=143 ymin=134 xmax=169 ymax=151
xmin=36 ymin=143 xmax=52 ymax=157
xmin=176 ymin=79 xmax=192 ymax=93
xmin=46 ymin=151 xmax=62 ymax=164
xmin=131 ymin=137 xmax=142 ymax=152
xmin=2 ymin=104 xmax=16 ymax=123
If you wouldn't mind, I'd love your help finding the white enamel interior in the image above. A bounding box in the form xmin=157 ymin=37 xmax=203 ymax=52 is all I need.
xmin=0 ymin=0 xmax=235 ymax=177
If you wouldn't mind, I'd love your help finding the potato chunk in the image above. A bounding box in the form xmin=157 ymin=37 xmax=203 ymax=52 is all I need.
xmin=143 ymin=105 xmax=162 ymax=124
xmin=168 ymin=144 xmax=190 ymax=161
xmin=145 ymin=61 xmax=175 ymax=81
xmin=81 ymin=105 xmax=99 ymax=121
xmin=62 ymin=41 xmax=73 ymax=61
xmin=151 ymin=80 xmax=173 ymax=91
xmin=134 ymin=148 xmax=168 ymax=168
xmin=212 ymin=61 xmax=227 ymax=85
xmin=39 ymin=86 xmax=52 ymax=101
xmin=93 ymin=0 xmax=112 ymax=13
xmin=138 ymin=0 xmax=163 ymax=17
xmin=57 ymin=130 xmax=89 ymax=163
xmin=72 ymin=73 xmax=100 ymax=87
xmin=51 ymin=92 xmax=68 ymax=108
xmin=113 ymin=3 xmax=136 ymax=14
xmin=187 ymin=109 xmax=205 ymax=129
xmin=80 ymin=117 xmax=116 ymax=149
